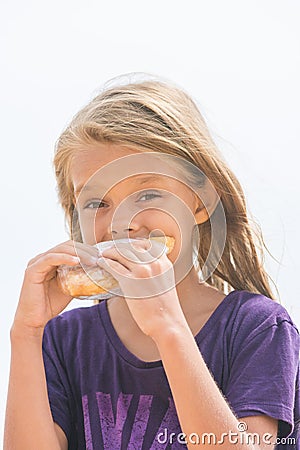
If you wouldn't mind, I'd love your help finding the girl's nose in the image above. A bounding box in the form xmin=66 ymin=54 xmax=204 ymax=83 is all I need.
xmin=108 ymin=208 xmax=141 ymax=239
xmin=110 ymin=220 xmax=138 ymax=238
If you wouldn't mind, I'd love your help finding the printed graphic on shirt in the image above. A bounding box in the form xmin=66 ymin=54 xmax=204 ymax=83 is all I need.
xmin=82 ymin=392 xmax=183 ymax=449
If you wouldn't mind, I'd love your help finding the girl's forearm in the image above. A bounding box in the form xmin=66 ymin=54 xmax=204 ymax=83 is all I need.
xmin=4 ymin=325 xmax=62 ymax=450
xmin=153 ymin=324 xmax=254 ymax=450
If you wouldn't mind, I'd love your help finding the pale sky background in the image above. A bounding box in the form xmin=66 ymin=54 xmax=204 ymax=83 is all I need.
xmin=1 ymin=0 xmax=299 ymax=443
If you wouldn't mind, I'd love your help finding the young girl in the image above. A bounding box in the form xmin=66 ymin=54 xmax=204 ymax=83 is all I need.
xmin=4 ymin=76 xmax=299 ymax=449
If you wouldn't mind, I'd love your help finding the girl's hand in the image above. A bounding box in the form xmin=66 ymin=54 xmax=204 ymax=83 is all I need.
xmin=13 ymin=241 xmax=98 ymax=334
xmin=97 ymin=240 xmax=187 ymax=339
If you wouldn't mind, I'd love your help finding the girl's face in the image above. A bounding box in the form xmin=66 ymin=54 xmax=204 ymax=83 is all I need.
xmin=70 ymin=144 xmax=206 ymax=268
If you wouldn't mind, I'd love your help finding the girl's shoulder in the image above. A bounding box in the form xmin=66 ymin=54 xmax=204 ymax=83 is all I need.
xmin=42 ymin=302 xmax=104 ymax=349
xmin=220 ymin=289 xmax=299 ymax=343
xmin=228 ymin=289 xmax=296 ymax=322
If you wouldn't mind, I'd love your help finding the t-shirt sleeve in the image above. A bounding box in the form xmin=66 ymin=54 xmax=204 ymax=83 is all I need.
xmin=42 ymin=319 xmax=75 ymax=447
xmin=225 ymin=301 xmax=299 ymax=439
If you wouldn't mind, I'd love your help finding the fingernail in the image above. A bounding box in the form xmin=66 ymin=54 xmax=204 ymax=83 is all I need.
xmin=71 ymin=256 xmax=80 ymax=263
xmin=89 ymin=256 xmax=99 ymax=264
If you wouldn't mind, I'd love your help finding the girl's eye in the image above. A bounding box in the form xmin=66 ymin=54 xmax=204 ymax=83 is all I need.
xmin=137 ymin=191 xmax=162 ymax=202
xmin=84 ymin=200 xmax=107 ymax=210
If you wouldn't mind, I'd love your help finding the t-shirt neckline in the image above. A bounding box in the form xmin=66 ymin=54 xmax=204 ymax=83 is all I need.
xmin=98 ymin=290 xmax=238 ymax=369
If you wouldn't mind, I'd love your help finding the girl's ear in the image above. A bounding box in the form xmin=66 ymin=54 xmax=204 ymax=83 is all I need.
xmin=194 ymin=183 xmax=220 ymax=225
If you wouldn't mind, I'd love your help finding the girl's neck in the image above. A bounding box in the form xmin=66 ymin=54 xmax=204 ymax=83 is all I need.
xmin=105 ymin=269 xmax=226 ymax=362
xmin=175 ymin=268 xmax=226 ymax=317
xmin=107 ymin=268 xmax=225 ymax=330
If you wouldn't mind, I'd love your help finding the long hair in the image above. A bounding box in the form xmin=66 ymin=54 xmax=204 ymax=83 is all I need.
xmin=54 ymin=75 xmax=277 ymax=299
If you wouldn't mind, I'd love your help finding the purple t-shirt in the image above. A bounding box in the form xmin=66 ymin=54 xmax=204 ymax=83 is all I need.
xmin=42 ymin=290 xmax=299 ymax=449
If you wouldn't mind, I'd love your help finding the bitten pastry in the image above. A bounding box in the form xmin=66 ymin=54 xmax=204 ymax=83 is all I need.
xmin=57 ymin=236 xmax=175 ymax=298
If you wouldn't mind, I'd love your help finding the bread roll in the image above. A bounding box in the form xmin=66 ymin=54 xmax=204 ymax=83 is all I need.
xmin=57 ymin=236 xmax=175 ymax=298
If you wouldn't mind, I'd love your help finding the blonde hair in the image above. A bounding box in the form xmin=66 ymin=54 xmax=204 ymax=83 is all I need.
xmin=54 ymin=75 xmax=277 ymax=299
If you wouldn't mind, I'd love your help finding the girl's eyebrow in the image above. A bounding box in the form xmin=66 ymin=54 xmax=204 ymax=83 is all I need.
xmin=74 ymin=175 xmax=163 ymax=196
xmin=135 ymin=175 xmax=163 ymax=185
xmin=74 ymin=184 xmax=92 ymax=196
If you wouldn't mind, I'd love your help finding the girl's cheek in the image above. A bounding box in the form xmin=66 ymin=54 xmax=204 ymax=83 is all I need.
xmin=167 ymin=240 xmax=183 ymax=264
xmin=144 ymin=210 xmax=177 ymax=232
xmin=77 ymin=213 xmax=101 ymax=245
xmin=79 ymin=227 xmax=95 ymax=245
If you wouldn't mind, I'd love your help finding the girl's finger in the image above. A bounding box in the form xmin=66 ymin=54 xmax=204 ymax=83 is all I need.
xmin=28 ymin=241 xmax=99 ymax=267
xmin=101 ymin=247 xmax=138 ymax=266
xmin=101 ymin=243 xmax=161 ymax=268
xmin=26 ymin=253 xmax=80 ymax=283
xmin=59 ymin=241 xmax=99 ymax=264
xmin=126 ymin=239 xmax=169 ymax=259
xmin=97 ymin=256 xmax=130 ymax=279
xmin=145 ymin=239 xmax=170 ymax=258
xmin=124 ymin=240 xmax=168 ymax=264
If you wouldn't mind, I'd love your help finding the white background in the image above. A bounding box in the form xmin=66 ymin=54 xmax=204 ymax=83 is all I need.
xmin=1 ymin=0 xmax=299 ymax=443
